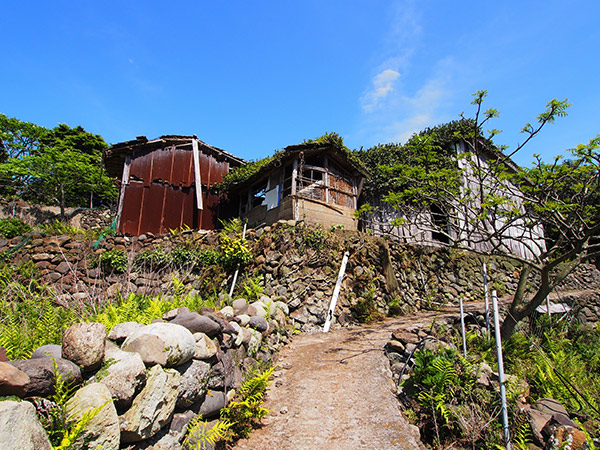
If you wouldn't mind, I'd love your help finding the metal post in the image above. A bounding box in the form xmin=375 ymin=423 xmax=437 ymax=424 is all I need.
xmin=459 ymin=296 xmax=467 ymax=357
xmin=323 ymin=251 xmax=350 ymax=333
xmin=492 ymin=290 xmax=511 ymax=450
xmin=228 ymin=221 xmax=248 ymax=298
xmin=546 ymin=295 xmax=552 ymax=327
xmin=483 ymin=262 xmax=490 ymax=339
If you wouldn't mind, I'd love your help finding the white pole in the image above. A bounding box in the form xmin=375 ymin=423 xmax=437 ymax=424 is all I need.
xmin=459 ymin=296 xmax=467 ymax=357
xmin=483 ymin=262 xmax=490 ymax=338
xmin=228 ymin=221 xmax=248 ymax=298
xmin=323 ymin=251 xmax=350 ymax=333
xmin=546 ymin=295 xmax=552 ymax=327
xmin=492 ymin=290 xmax=511 ymax=450
xmin=192 ymin=138 xmax=203 ymax=210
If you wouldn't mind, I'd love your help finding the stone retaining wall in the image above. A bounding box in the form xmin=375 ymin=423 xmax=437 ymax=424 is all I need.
xmin=2 ymin=220 xmax=600 ymax=332
xmin=0 ymin=297 xmax=293 ymax=449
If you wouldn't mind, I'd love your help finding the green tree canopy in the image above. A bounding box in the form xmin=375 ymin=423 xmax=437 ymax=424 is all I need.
xmin=0 ymin=116 xmax=118 ymax=217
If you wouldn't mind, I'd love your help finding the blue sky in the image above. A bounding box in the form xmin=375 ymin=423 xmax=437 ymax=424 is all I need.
xmin=1 ymin=1 xmax=598 ymax=166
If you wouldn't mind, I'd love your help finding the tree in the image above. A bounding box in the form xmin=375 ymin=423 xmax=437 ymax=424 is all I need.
xmin=0 ymin=119 xmax=118 ymax=217
xmin=360 ymin=91 xmax=599 ymax=338
xmin=0 ymin=113 xmax=46 ymax=162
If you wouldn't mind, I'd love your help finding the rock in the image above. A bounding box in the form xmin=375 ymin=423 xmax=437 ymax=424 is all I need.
xmin=0 ymin=346 xmax=7 ymax=362
xmin=62 ymin=322 xmax=106 ymax=372
xmin=386 ymin=340 xmax=405 ymax=353
xmin=220 ymin=306 xmax=235 ymax=319
xmin=273 ymin=301 xmax=289 ymax=315
xmin=176 ymin=359 xmax=211 ymax=409
xmin=232 ymin=298 xmax=248 ymax=313
xmin=31 ymin=344 xmax=62 ymax=360
xmin=98 ymin=347 xmax=147 ymax=410
xmin=162 ymin=306 xmax=191 ymax=321
xmin=248 ymin=316 xmax=269 ymax=333
xmin=9 ymin=357 xmax=81 ymax=397
xmin=120 ymin=365 xmax=181 ymax=443
xmin=122 ymin=322 xmax=195 ymax=367
xmin=193 ymin=333 xmax=218 ymax=360
xmin=533 ymin=398 xmax=569 ymax=417
xmin=237 ymin=314 xmax=251 ymax=326
xmin=107 ymin=322 xmax=144 ymax=343
xmin=249 ymin=301 xmax=268 ymax=318
xmin=0 ymin=400 xmax=51 ymax=450
xmin=198 ymin=390 xmax=227 ymax=419
xmin=545 ymin=425 xmax=587 ymax=450
xmin=247 ymin=329 xmax=263 ymax=355
xmin=170 ymin=312 xmax=221 ymax=337
xmin=0 ymin=362 xmax=29 ymax=397
xmin=65 ymin=383 xmax=120 ymax=450
xmin=526 ymin=407 xmax=552 ymax=446
xmin=55 ymin=261 xmax=71 ymax=275
xmin=122 ymin=334 xmax=167 ymax=367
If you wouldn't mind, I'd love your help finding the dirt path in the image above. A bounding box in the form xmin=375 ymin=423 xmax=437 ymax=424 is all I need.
xmin=233 ymin=316 xmax=441 ymax=450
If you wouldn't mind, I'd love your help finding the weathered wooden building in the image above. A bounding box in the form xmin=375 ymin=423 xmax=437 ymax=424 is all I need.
xmin=229 ymin=142 xmax=367 ymax=230
xmin=104 ymin=135 xmax=244 ymax=235
xmin=363 ymin=140 xmax=546 ymax=261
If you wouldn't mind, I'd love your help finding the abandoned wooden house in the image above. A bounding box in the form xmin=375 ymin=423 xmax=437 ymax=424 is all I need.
xmin=362 ymin=140 xmax=546 ymax=261
xmin=227 ymin=142 xmax=368 ymax=230
xmin=104 ymin=135 xmax=245 ymax=235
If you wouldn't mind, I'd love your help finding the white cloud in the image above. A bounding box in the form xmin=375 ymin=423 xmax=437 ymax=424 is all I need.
xmin=361 ymin=69 xmax=400 ymax=112
xmin=357 ymin=56 xmax=458 ymax=145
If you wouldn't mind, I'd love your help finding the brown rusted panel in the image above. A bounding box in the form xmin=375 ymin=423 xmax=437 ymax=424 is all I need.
xmin=209 ymin=159 xmax=228 ymax=185
xmin=138 ymin=184 xmax=166 ymax=235
xmin=199 ymin=151 xmax=211 ymax=184
xmin=149 ymin=148 xmax=175 ymax=184
xmin=129 ymin=151 xmax=154 ymax=186
xmin=162 ymin=187 xmax=186 ymax=231
xmin=172 ymin=149 xmax=194 ymax=187
xmin=120 ymin=182 xmax=144 ymax=235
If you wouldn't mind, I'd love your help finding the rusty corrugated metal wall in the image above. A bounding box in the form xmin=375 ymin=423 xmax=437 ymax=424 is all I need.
xmin=119 ymin=144 xmax=230 ymax=235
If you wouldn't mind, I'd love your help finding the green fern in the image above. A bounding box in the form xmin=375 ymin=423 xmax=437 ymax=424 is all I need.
xmin=183 ymin=417 xmax=232 ymax=449
xmin=220 ymin=366 xmax=275 ymax=440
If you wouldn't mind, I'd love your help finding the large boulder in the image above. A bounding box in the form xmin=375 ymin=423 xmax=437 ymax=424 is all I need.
xmin=122 ymin=322 xmax=195 ymax=367
xmin=65 ymin=383 xmax=120 ymax=450
xmin=120 ymin=365 xmax=180 ymax=443
xmin=0 ymin=362 xmax=29 ymax=397
xmin=175 ymin=359 xmax=211 ymax=409
xmin=62 ymin=322 xmax=106 ymax=372
xmin=170 ymin=312 xmax=221 ymax=337
xmin=0 ymin=400 xmax=51 ymax=450
xmin=9 ymin=357 xmax=80 ymax=397
xmin=98 ymin=347 xmax=147 ymax=410
xmin=122 ymin=334 xmax=167 ymax=367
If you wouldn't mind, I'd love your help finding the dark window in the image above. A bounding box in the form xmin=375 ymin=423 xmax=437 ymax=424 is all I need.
xmin=431 ymin=204 xmax=450 ymax=244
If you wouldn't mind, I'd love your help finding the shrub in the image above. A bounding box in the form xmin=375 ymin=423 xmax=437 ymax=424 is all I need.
xmin=91 ymin=248 xmax=128 ymax=273
xmin=0 ymin=217 xmax=32 ymax=238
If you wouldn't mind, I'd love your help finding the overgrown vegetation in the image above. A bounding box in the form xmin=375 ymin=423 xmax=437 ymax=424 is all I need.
xmin=402 ymin=319 xmax=600 ymax=448
xmin=0 ymin=217 xmax=32 ymax=238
